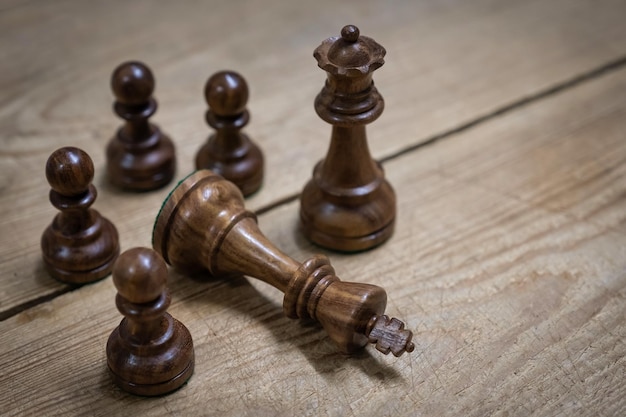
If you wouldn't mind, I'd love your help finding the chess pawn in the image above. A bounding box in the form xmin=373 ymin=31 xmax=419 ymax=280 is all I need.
xmin=195 ymin=70 xmax=264 ymax=196
xmin=107 ymin=61 xmax=176 ymax=191
xmin=41 ymin=147 xmax=120 ymax=284
xmin=300 ymin=25 xmax=396 ymax=252
xmin=153 ymin=170 xmax=414 ymax=356
xmin=106 ymin=247 xmax=194 ymax=396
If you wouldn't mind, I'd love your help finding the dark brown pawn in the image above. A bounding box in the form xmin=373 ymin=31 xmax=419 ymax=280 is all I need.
xmin=107 ymin=61 xmax=176 ymax=191
xmin=41 ymin=147 xmax=120 ymax=284
xmin=106 ymin=247 xmax=194 ymax=396
xmin=300 ymin=25 xmax=396 ymax=252
xmin=195 ymin=70 xmax=264 ymax=196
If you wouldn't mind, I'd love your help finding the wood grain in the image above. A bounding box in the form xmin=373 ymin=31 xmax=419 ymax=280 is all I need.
xmin=1 ymin=56 xmax=624 ymax=416
xmin=2 ymin=0 xmax=626 ymax=315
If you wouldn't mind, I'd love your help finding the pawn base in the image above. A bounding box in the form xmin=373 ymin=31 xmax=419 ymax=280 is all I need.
xmin=108 ymin=358 xmax=194 ymax=397
xmin=43 ymin=253 xmax=118 ymax=285
xmin=41 ymin=214 xmax=120 ymax=285
xmin=106 ymin=127 xmax=176 ymax=192
xmin=106 ymin=316 xmax=195 ymax=397
xmin=195 ymin=134 xmax=264 ymax=197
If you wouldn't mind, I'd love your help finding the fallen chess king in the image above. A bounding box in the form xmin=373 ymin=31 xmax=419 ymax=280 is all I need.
xmin=152 ymin=170 xmax=414 ymax=357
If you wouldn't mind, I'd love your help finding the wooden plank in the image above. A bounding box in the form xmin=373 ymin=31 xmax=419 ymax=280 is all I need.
xmin=2 ymin=0 xmax=626 ymax=316
xmin=1 ymin=60 xmax=624 ymax=416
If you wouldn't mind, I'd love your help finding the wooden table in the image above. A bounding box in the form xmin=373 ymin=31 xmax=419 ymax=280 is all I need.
xmin=1 ymin=1 xmax=625 ymax=415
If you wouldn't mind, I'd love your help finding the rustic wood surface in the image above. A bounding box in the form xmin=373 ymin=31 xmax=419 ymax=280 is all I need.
xmin=2 ymin=0 xmax=626 ymax=313
xmin=1 ymin=0 xmax=625 ymax=416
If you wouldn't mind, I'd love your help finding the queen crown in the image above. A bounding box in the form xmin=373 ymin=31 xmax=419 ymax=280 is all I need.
xmin=314 ymin=25 xmax=386 ymax=76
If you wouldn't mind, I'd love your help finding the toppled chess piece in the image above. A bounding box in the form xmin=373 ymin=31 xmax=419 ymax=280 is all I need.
xmin=153 ymin=170 xmax=413 ymax=356
xmin=300 ymin=25 xmax=396 ymax=252
xmin=106 ymin=247 xmax=194 ymax=396
xmin=195 ymin=70 xmax=264 ymax=196
xmin=107 ymin=61 xmax=176 ymax=191
xmin=41 ymin=146 xmax=119 ymax=284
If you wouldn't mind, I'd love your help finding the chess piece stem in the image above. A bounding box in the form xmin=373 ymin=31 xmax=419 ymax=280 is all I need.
xmin=153 ymin=170 xmax=413 ymax=356
xmin=300 ymin=25 xmax=396 ymax=252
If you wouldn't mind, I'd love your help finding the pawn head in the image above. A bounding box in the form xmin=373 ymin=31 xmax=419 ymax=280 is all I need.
xmin=45 ymin=146 xmax=94 ymax=196
xmin=204 ymin=70 xmax=248 ymax=117
xmin=113 ymin=247 xmax=168 ymax=304
xmin=111 ymin=61 xmax=155 ymax=106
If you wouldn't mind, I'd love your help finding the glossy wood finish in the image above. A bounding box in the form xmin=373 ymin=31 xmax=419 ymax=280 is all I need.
xmin=106 ymin=247 xmax=194 ymax=396
xmin=300 ymin=25 xmax=396 ymax=252
xmin=3 ymin=1 xmax=626 ymax=415
xmin=195 ymin=71 xmax=264 ymax=196
xmin=107 ymin=61 xmax=176 ymax=191
xmin=153 ymin=170 xmax=413 ymax=356
xmin=41 ymin=147 xmax=119 ymax=284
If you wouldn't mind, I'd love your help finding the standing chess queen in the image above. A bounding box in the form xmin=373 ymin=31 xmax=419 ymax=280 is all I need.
xmin=300 ymin=25 xmax=396 ymax=252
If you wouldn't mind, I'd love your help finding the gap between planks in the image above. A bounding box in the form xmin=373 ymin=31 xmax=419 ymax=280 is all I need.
xmin=257 ymin=54 xmax=626 ymax=215
xmin=4 ymin=54 xmax=626 ymax=322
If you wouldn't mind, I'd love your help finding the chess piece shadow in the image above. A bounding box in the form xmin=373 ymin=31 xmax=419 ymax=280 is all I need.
xmin=180 ymin=269 xmax=403 ymax=381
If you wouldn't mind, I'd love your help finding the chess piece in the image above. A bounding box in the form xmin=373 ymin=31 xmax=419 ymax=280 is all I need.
xmin=107 ymin=61 xmax=176 ymax=191
xmin=195 ymin=70 xmax=264 ymax=196
xmin=153 ymin=170 xmax=414 ymax=357
xmin=106 ymin=247 xmax=195 ymax=396
xmin=41 ymin=147 xmax=120 ymax=284
xmin=300 ymin=25 xmax=396 ymax=252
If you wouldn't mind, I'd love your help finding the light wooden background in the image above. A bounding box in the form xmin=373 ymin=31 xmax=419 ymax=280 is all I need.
xmin=1 ymin=0 xmax=625 ymax=416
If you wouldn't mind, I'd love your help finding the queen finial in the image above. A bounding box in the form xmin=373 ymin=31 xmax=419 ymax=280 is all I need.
xmin=341 ymin=25 xmax=360 ymax=42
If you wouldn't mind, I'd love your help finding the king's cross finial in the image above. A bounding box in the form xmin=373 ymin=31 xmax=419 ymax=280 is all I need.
xmin=367 ymin=315 xmax=415 ymax=357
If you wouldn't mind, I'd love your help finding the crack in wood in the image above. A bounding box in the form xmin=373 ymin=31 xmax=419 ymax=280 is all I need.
xmin=4 ymin=55 xmax=626 ymax=322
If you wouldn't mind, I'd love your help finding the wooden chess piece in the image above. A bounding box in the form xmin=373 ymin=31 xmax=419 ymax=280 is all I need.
xmin=107 ymin=61 xmax=176 ymax=191
xmin=153 ymin=170 xmax=413 ymax=357
xmin=195 ymin=70 xmax=264 ymax=196
xmin=300 ymin=25 xmax=396 ymax=252
xmin=106 ymin=247 xmax=195 ymax=396
xmin=41 ymin=147 xmax=120 ymax=284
